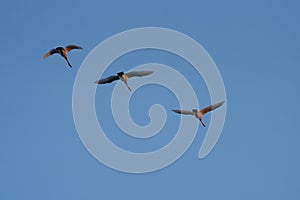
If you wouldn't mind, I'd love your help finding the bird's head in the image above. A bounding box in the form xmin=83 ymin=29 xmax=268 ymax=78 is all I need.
xmin=192 ymin=109 xmax=198 ymax=113
xmin=117 ymin=71 xmax=125 ymax=77
xmin=56 ymin=47 xmax=64 ymax=52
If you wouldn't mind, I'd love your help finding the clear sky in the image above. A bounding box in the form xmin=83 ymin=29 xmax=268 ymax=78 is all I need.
xmin=1 ymin=0 xmax=300 ymax=199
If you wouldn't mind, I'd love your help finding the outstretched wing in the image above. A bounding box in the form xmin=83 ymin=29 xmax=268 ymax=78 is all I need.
xmin=43 ymin=49 xmax=59 ymax=59
xmin=126 ymin=71 xmax=153 ymax=78
xmin=172 ymin=110 xmax=195 ymax=115
xmin=65 ymin=45 xmax=83 ymax=53
xmin=94 ymin=75 xmax=120 ymax=84
xmin=200 ymin=101 xmax=225 ymax=115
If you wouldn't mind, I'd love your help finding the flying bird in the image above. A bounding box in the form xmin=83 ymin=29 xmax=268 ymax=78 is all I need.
xmin=43 ymin=45 xmax=83 ymax=68
xmin=94 ymin=71 xmax=153 ymax=91
xmin=172 ymin=101 xmax=225 ymax=127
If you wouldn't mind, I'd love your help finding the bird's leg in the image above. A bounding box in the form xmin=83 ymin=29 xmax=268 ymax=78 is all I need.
xmin=124 ymin=81 xmax=132 ymax=91
xmin=200 ymin=119 xmax=206 ymax=127
xmin=64 ymin=56 xmax=72 ymax=68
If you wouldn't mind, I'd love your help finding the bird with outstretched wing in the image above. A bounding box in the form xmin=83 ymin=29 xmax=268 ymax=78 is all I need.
xmin=172 ymin=101 xmax=225 ymax=127
xmin=95 ymin=70 xmax=153 ymax=91
xmin=43 ymin=45 xmax=83 ymax=68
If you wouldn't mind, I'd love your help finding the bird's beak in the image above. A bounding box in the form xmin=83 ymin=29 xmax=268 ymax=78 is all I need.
xmin=94 ymin=80 xmax=99 ymax=84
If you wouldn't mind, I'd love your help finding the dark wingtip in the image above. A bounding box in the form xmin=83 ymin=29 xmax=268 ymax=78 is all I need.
xmin=217 ymin=101 xmax=225 ymax=107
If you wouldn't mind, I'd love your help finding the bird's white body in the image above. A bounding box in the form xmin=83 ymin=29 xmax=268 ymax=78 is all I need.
xmin=119 ymin=74 xmax=131 ymax=91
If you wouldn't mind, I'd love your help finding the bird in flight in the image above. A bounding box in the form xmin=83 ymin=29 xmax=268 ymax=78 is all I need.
xmin=43 ymin=45 xmax=83 ymax=68
xmin=94 ymin=71 xmax=153 ymax=91
xmin=172 ymin=101 xmax=225 ymax=127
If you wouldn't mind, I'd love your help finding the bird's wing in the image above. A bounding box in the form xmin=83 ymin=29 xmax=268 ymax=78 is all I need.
xmin=200 ymin=101 xmax=225 ymax=115
xmin=94 ymin=75 xmax=120 ymax=84
xmin=65 ymin=45 xmax=83 ymax=52
xmin=43 ymin=49 xmax=59 ymax=59
xmin=126 ymin=71 xmax=153 ymax=78
xmin=172 ymin=109 xmax=195 ymax=115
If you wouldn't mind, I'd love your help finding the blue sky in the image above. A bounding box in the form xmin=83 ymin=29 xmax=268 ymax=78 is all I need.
xmin=1 ymin=0 xmax=300 ymax=199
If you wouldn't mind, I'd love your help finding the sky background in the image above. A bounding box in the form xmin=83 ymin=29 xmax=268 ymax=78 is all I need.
xmin=1 ymin=0 xmax=300 ymax=199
